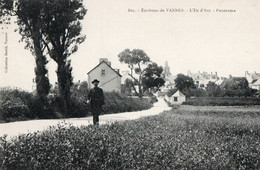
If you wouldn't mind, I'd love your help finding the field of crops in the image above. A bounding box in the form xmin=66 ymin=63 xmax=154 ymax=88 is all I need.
xmin=1 ymin=105 xmax=260 ymax=169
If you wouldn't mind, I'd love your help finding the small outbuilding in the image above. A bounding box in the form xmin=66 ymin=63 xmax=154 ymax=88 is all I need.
xmin=170 ymin=90 xmax=186 ymax=104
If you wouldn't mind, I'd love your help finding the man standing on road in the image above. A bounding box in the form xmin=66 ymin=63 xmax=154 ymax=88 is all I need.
xmin=87 ymin=79 xmax=105 ymax=125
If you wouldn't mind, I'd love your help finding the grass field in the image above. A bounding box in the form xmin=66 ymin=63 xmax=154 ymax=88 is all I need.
xmin=1 ymin=105 xmax=260 ymax=169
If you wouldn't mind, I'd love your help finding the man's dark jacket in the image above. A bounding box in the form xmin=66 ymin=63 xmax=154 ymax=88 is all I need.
xmin=87 ymin=87 xmax=105 ymax=109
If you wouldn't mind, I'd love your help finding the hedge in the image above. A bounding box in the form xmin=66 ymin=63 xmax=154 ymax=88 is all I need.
xmin=183 ymin=97 xmax=260 ymax=106
xmin=0 ymin=88 xmax=153 ymax=123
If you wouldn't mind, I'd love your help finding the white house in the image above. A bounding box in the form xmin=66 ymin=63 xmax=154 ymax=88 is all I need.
xmin=87 ymin=58 xmax=122 ymax=92
xmin=170 ymin=90 xmax=186 ymax=104
xmin=245 ymin=71 xmax=260 ymax=90
xmin=251 ymin=79 xmax=260 ymax=90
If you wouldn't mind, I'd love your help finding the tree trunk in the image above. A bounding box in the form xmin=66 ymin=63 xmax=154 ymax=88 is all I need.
xmin=32 ymin=31 xmax=50 ymax=98
xmin=138 ymin=74 xmax=143 ymax=98
xmin=56 ymin=59 xmax=71 ymax=116
xmin=32 ymin=31 xmax=51 ymax=118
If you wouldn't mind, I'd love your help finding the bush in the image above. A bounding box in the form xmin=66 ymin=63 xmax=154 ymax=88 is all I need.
xmin=184 ymin=97 xmax=260 ymax=106
xmin=0 ymin=88 xmax=32 ymax=122
xmin=30 ymin=96 xmax=54 ymax=119
xmin=103 ymin=92 xmax=152 ymax=114
xmin=0 ymin=88 xmax=56 ymax=122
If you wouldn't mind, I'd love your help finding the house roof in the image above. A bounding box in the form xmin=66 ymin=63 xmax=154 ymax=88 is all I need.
xmin=215 ymin=79 xmax=224 ymax=85
xmin=252 ymin=79 xmax=260 ymax=85
xmin=188 ymin=71 xmax=219 ymax=80
xmin=172 ymin=90 xmax=185 ymax=97
xmin=87 ymin=61 xmax=122 ymax=77
xmin=247 ymin=72 xmax=260 ymax=80
xmin=220 ymin=77 xmax=247 ymax=88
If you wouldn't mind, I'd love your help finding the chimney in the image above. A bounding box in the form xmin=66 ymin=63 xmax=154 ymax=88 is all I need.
xmin=99 ymin=58 xmax=108 ymax=63
xmin=229 ymin=75 xmax=232 ymax=78
xmin=99 ymin=58 xmax=111 ymax=66
xmin=114 ymin=69 xmax=120 ymax=74
xmin=215 ymin=72 xmax=217 ymax=75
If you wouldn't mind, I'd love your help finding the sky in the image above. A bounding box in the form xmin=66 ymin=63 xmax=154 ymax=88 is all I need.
xmin=0 ymin=0 xmax=260 ymax=91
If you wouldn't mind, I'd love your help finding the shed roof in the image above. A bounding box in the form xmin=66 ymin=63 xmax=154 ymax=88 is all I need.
xmin=172 ymin=90 xmax=185 ymax=97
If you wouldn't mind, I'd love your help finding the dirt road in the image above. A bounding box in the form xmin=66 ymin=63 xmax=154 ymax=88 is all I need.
xmin=0 ymin=97 xmax=170 ymax=139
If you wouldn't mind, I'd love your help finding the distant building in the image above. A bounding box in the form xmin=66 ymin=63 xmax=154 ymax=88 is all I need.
xmin=121 ymin=70 xmax=132 ymax=84
xmin=165 ymin=90 xmax=186 ymax=105
xmin=163 ymin=61 xmax=176 ymax=89
xmin=87 ymin=58 xmax=122 ymax=92
xmin=187 ymin=71 xmax=220 ymax=88
xmin=245 ymin=71 xmax=260 ymax=90
xmin=251 ymin=79 xmax=260 ymax=90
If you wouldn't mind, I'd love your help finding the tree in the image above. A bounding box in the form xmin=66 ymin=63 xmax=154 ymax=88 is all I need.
xmin=40 ymin=0 xmax=87 ymax=115
xmin=221 ymin=77 xmax=251 ymax=97
xmin=1 ymin=0 xmax=51 ymax=115
xmin=174 ymin=74 xmax=196 ymax=91
xmin=121 ymin=78 xmax=135 ymax=95
xmin=190 ymin=88 xmax=207 ymax=97
xmin=118 ymin=49 xmax=150 ymax=98
xmin=167 ymin=88 xmax=178 ymax=97
xmin=206 ymin=82 xmax=221 ymax=97
xmin=142 ymin=62 xmax=165 ymax=92
xmin=1 ymin=0 xmax=87 ymax=115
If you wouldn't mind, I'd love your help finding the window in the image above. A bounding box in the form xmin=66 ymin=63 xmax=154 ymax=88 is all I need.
xmin=101 ymin=69 xmax=105 ymax=76
xmin=174 ymin=97 xmax=178 ymax=101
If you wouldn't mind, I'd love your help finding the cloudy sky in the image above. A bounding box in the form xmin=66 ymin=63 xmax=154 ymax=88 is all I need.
xmin=1 ymin=0 xmax=260 ymax=91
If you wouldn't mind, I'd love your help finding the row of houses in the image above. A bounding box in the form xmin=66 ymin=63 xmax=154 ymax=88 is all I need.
xmin=164 ymin=68 xmax=260 ymax=91
xmin=161 ymin=62 xmax=260 ymax=105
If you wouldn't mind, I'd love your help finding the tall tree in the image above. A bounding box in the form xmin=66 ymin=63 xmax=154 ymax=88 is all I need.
xmin=39 ymin=0 xmax=86 ymax=115
xmin=1 ymin=0 xmax=51 ymax=111
xmin=118 ymin=49 xmax=150 ymax=98
xmin=1 ymin=0 xmax=87 ymax=115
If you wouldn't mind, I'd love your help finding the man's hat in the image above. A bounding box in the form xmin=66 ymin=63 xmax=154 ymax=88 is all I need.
xmin=92 ymin=79 xmax=100 ymax=84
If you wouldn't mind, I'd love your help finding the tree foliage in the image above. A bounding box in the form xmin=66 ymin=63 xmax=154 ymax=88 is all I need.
xmin=118 ymin=49 xmax=150 ymax=97
xmin=174 ymin=74 xmax=196 ymax=91
xmin=41 ymin=0 xmax=86 ymax=115
xmin=206 ymin=82 xmax=221 ymax=97
xmin=142 ymin=62 xmax=165 ymax=92
xmin=220 ymin=77 xmax=252 ymax=97
xmin=121 ymin=78 xmax=135 ymax=95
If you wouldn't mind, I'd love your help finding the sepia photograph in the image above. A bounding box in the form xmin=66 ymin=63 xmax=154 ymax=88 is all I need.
xmin=0 ymin=0 xmax=260 ymax=169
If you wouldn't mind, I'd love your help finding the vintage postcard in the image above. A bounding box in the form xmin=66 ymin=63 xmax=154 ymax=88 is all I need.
xmin=0 ymin=0 xmax=260 ymax=169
